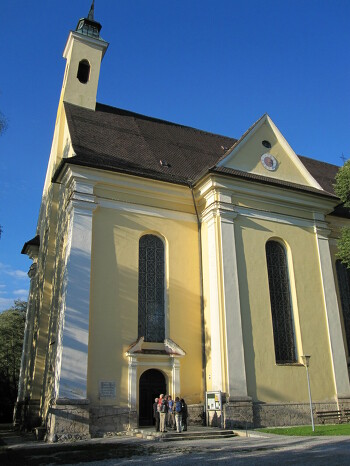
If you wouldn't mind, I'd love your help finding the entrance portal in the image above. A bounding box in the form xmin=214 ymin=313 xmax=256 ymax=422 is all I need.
xmin=139 ymin=369 xmax=166 ymax=426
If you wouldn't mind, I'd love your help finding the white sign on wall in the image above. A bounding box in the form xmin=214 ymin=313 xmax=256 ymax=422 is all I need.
xmin=99 ymin=381 xmax=116 ymax=399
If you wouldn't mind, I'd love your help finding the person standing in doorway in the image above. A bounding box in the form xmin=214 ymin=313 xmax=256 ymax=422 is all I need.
xmin=153 ymin=397 xmax=160 ymax=432
xmin=174 ymin=396 xmax=182 ymax=433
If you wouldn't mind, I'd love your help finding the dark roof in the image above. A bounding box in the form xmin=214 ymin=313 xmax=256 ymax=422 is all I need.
xmin=330 ymin=203 xmax=350 ymax=219
xmin=298 ymin=155 xmax=339 ymax=195
xmin=63 ymin=102 xmax=235 ymax=186
xmin=21 ymin=235 xmax=40 ymax=254
xmin=60 ymin=102 xmax=339 ymax=198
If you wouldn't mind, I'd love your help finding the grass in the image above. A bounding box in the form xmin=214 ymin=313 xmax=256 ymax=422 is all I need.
xmin=258 ymin=424 xmax=350 ymax=436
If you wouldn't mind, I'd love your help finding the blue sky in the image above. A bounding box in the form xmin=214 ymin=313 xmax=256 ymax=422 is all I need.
xmin=1 ymin=0 xmax=350 ymax=311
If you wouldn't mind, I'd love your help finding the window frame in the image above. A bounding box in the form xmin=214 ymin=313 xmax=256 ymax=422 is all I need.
xmin=138 ymin=233 xmax=166 ymax=343
xmin=265 ymin=239 xmax=297 ymax=364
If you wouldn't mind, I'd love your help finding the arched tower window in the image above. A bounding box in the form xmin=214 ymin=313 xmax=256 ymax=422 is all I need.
xmin=138 ymin=234 xmax=165 ymax=342
xmin=335 ymin=260 xmax=350 ymax=356
xmin=77 ymin=59 xmax=90 ymax=84
xmin=266 ymin=240 xmax=296 ymax=363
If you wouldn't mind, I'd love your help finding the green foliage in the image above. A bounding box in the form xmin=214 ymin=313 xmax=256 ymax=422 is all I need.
xmin=0 ymin=300 xmax=26 ymax=421
xmin=336 ymin=227 xmax=350 ymax=269
xmin=334 ymin=160 xmax=350 ymax=207
xmin=334 ymin=161 xmax=350 ymax=267
xmin=259 ymin=424 xmax=350 ymax=436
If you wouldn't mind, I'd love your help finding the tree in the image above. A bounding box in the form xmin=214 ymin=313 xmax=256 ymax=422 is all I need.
xmin=0 ymin=300 xmax=26 ymax=421
xmin=334 ymin=160 xmax=350 ymax=268
xmin=0 ymin=109 xmax=7 ymax=237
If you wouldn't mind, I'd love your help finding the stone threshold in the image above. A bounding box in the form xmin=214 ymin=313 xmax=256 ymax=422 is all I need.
xmin=122 ymin=426 xmax=238 ymax=441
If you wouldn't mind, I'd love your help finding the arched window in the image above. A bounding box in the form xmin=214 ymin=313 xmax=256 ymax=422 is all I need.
xmin=335 ymin=260 xmax=350 ymax=356
xmin=77 ymin=59 xmax=90 ymax=84
xmin=138 ymin=235 xmax=165 ymax=342
xmin=266 ymin=240 xmax=296 ymax=363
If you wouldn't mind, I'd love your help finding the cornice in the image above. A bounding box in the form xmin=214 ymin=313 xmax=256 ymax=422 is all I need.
xmin=63 ymin=31 xmax=109 ymax=60
xmin=195 ymin=173 xmax=338 ymax=216
xmin=57 ymin=164 xmax=196 ymax=220
xmin=201 ymin=201 xmax=238 ymax=223
xmin=313 ymin=224 xmax=332 ymax=239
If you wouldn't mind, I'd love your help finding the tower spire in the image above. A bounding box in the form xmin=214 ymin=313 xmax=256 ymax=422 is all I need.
xmin=61 ymin=0 xmax=109 ymax=110
xmin=88 ymin=0 xmax=95 ymax=21
xmin=76 ymin=0 xmax=102 ymax=39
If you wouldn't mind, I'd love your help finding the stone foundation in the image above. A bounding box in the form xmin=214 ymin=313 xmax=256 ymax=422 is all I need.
xmin=90 ymin=406 xmax=137 ymax=437
xmin=253 ymin=401 xmax=339 ymax=427
xmin=39 ymin=397 xmax=350 ymax=441
xmin=224 ymin=397 xmax=253 ymax=429
xmin=46 ymin=399 xmax=90 ymax=442
xmin=187 ymin=404 xmax=205 ymax=426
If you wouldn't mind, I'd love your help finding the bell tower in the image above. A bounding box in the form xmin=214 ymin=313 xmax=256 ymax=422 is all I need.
xmin=60 ymin=1 xmax=109 ymax=110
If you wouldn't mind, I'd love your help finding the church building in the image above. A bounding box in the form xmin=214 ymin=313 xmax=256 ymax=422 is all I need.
xmin=15 ymin=3 xmax=350 ymax=440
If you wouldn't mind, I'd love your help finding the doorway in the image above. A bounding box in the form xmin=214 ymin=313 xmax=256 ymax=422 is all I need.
xmin=139 ymin=369 xmax=166 ymax=426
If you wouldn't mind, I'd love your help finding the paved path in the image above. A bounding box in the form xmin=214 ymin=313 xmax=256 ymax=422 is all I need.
xmin=1 ymin=425 xmax=350 ymax=465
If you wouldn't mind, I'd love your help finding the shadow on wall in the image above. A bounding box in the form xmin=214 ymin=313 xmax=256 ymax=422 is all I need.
xmin=234 ymin=217 xmax=274 ymax=402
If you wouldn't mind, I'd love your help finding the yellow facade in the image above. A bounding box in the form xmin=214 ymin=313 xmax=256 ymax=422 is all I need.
xmin=16 ymin=6 xmax=350 ymax=439
xmin=88 ymin=196 xmax=203 ymax=406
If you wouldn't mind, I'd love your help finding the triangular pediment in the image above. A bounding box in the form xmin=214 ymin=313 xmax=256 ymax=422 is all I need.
xmin=217 ymin=115 xmax=322 ymax=190
xmin=125 ymin=337 xmax=185 ymax=356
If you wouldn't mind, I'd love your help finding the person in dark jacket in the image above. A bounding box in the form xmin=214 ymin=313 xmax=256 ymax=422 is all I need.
xmin=153 ymin=397 xmax=160 ymax=432
xmin=180 ymin=398 xmax=188 ymax=431
xmin=174 ymin=397 xmax=182 ymax=432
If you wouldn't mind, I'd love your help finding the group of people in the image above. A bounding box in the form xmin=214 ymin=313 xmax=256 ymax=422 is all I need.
xmin=153 ymin=394 xmax=188 ymax=433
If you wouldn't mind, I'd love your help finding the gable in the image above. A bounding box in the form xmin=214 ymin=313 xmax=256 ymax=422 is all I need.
xmin=217 ymin=115 xmax=322 ymax=190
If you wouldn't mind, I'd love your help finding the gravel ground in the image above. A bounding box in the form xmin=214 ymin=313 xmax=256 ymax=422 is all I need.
xmin=2 ymin=425 xmax=350 ymax=465
xmin=59 ymin=436 xmax=350 ymax=466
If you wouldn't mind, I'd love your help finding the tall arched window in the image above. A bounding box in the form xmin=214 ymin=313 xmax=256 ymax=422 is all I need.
xmin=266 ymin=240 xmax=296 ymax=363
xmin=138 ymin=235 xmax=165 ymax=342
xmin=335 ymin=260 xmax=350 ymax=356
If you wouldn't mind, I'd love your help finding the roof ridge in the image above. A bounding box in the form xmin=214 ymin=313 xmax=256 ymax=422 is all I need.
xmin=95 ymin=102 xmax=236 ymax=140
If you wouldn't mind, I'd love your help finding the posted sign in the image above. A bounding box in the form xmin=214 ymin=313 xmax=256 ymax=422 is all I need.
xmin=206 ymin=391 xmax=222 ymax=411
xmin=205 ymin=391 xmax=223 ymax=427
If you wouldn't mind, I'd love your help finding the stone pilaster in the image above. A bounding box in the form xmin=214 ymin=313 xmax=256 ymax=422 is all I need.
xmin=218 ymin=210 xmax=248 ymax=400
xmin=128 ymin=356 xmax=137 ymax=409
xmin=171 ymin=357 xmax=181 ymax=397
xmin=206 ymin=212 xmax=223 ymax=391
xmin=202 ymin=199 xmax=249 ymax=400
xmin=54 ymin=182 xmax=97 ymax=401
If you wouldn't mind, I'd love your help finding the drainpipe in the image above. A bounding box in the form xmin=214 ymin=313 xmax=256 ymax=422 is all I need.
xmin=189 ymin=184 xmax=207 ymax=403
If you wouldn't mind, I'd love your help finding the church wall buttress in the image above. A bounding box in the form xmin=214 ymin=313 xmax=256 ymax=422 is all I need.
xmin=54 ymin=182 xmax=97 ymax=400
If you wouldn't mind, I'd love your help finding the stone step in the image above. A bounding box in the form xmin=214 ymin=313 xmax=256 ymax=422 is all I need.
xmin=163 ymin=429 xmax=235 ymax=437
xmin=126 ymin=428 xmax=237 ymax=441
xmin=160 ymin=432 xmax=237 ymax=442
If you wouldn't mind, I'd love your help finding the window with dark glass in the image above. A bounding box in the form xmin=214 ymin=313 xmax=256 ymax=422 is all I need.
xmin=266 ymin=240 xmax=296 ymax=363
xmin=336 ymin=260 xmax=350 ymax=356
xmin=138 ymin=235 xmax=165 ymax=342
xmin=77 ymin=59 xmax=90 ymax=84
